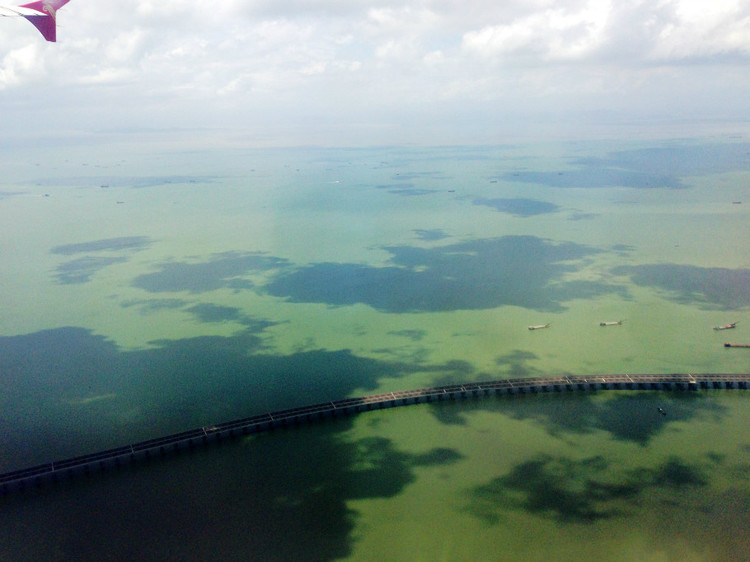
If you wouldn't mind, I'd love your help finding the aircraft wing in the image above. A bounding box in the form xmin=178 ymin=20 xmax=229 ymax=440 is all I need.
xmin=0 ymin=1 xmax=71 ymax=41
xmin=0 ymin=6 xmax=46 ymax=16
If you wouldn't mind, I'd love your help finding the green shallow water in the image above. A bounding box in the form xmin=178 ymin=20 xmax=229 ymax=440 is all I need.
xmin=0 ymin=137 xmax=749 ymax=560
xmin=0 ymin=392 xmax=748 ymax=561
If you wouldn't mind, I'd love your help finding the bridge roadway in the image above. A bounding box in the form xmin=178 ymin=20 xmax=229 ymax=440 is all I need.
xmin=2 ymin=373 xmax=748 ymax=494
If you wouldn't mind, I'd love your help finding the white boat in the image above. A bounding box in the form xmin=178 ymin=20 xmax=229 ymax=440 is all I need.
xmin=528 ymin=323 xmax=550 ymax=330
xmin=600 ymin=320 xmax=623 ymax=326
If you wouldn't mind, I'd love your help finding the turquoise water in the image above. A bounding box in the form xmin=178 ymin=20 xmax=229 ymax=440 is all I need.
xmin=1 ymin=137 xmax=749 ymax=560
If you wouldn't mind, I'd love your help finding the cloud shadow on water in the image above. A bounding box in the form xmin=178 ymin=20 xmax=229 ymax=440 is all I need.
xmin=186 ymin=303 xmax=247 ymax=323
xmin=0 ymin=417 xmax=463 ymax=561
xmin=30 ymin=175 xmax=220 ymax=189
xmin=51 ymin=236 xmax=153 ymax=285
xmin=0 ymin=190 xmax=26 ymax=200
xmin=133 ymin=251 xmax=288 ymax=293
xmin=388 ymin=329 xmax=427 ymax=342
xmin=54 ymin=256 xmax=129 ymax=284
xmin=51 ymin=236 xmax=153 ymax=255
xmin=431 ymin=391 xmax=725 ymax=446
xmin=474 ymin=198 xmax=560 ymax=217
xmin=612 ymin=264 xmax=750 ymax=310
xmin=0 ymin=324 xmax=467 ymax=561
xmin=265 ymin=235 xmax=627 ymax=313
xmin=468 ymin=454 xmax=708 ymax=525
xmin=504 ymin=168 xmax=683 ymax=189
xmin=503 ymin=143 xmax=750 ymax=190
xmin=413 ymin=229 xmax=450 ymax=241
xmin=575 ymin=143 xmax=750 ymax=178
xmin=0 ymin=326 xmax=472 ymax=469
xmin=120 ymin=298 xmax=188 ymax=313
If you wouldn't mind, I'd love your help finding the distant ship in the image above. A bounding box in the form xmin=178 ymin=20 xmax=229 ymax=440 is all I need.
xmin=600 ymin=320 xmax=623 ymax=326
xmin=714 ymin=322 xmax=738 ymax=331
xmin=528 ymin=323 xmax=550 ymax=330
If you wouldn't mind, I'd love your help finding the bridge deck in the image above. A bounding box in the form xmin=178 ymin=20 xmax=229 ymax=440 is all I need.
xmin=1 ymin=373 xmax=748 ymax=492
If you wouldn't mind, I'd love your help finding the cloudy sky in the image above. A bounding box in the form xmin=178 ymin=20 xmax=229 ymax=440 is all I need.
xmin=1 ymin=0 xmax=749 ymax=146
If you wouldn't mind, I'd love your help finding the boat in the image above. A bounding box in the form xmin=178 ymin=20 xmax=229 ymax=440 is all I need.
xmin=714 ymin=322 xmax=738 ymax=331
xmin=600 ymin=320 xmax=623 ymax=326
xmin=528 ymin=323 xmax=550 ymax=330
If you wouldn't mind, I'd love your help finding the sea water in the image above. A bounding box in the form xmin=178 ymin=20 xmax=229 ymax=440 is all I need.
xmin=0 ymin=136 xmax=749 ymax=560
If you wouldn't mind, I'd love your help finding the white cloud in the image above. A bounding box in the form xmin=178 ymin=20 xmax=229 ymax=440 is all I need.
xmin=0 ymin=44 xmax=46 ymax=88
xmin=649 ymin=0 xmax=750 ymax=60
xmin=461 ymin=0 xmax=750 ymax=64
xmin=462 ymin=2 xmax=610 ymax=62
xmin=0 ymin=0 xmax=748 ymax=144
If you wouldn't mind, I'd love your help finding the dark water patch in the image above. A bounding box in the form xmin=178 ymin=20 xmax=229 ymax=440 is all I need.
xmin=388 ymin=188 xmax=439 ymax=196
xmin=593 ymin=393 xmax=723 ymax=445
xmin=370 ymin=346 xmax=432 ymax=365
xmin=51 ymin=236 xmax=152 ymax=255
xmin=504 ymin=168 xmax=682 ymax=189
xmin=611 ymin=244 xmax=635 ymax=256
xmin=652 ymin=457 xmax=708 ymax=488
xmin=469 ymin=454 xmax=710 ymax=525
xmin=345 ymin=438 xmax=460 ymax=498
xmin=413 ymin=228 xmax=449 ymax=241
xmin=126 ymin=175 xmax=219 ymax=188
xmin=494 ymin=350 xmax=540 ymax=377
xmin=121 ymin=298 xmax=188 ymax=313
xmin=52 ymin=237 xmax=152 ymax=284
xmin=28 ymin=175 xmax=219 ymax=189
xmin=0 ymin=328 xmax=135 ymax=467
xmin=612 ymin=264 xmax=750 ymax=310
xmin=226 ymin=278 xmax=256 ymax=291
xmin=54 ymin=256 xmax=128 ymax=284
xmin=186 ymin=304 xmax=279 ymax=331
xmin=0 ymin=417 xmax=458 ymax=562
xmin=429 ymin=400 xmax=474 ymax=426
xmin=705 ymin=452 xmax=726 ymax=464
xmin=431 ymin=391 xmax=724 ymax=446
xmin=576 ymin=143 xmax=750 ymax=177
xmin=0 ymin=327 xmax=470 ymax=470
xmin=412 ymin=447 xmax=464 ymax=466
xmin=0 ymin=190 xmax=26 ymax=200
xmin=433 ymin=359 xmax=475 ymax=377
xmin=265 ymin=236 xmax=626 ymax=313
xmin=392 ymin=170 xmax=447 ymax=181
xmin=549 ymin=279 xmax=630 ymax=304
xmin=504 ymin=143 xmax=750 ymax=190
xmin=568 ymin=211 xmax=598 ymax=221
xmin=499 ymin=392 xmax=599 ymax=437
xmin=388 ymin=329 xmax=427 ymax=341
xmin=470 ymin=455 xmax=639 ymax=524
xmin=186 ymin=303 xmax=243 ymax=323
xmin=373 ymin=182 xmax=440 ymax=196
xmin=374 ymin=182 xmax=415 ymax=190
xmin=133 ymin=251 xmax=287 ymax=293
xmin=474 ymin=198 xmax=560 ymax=217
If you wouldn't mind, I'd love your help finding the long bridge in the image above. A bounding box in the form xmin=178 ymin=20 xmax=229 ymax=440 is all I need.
xmin=2 ymin=373 xmax=748 ymax=495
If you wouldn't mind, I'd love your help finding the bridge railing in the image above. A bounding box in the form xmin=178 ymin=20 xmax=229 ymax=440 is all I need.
xmin=1 ymin=373 xmax=747 ymax=493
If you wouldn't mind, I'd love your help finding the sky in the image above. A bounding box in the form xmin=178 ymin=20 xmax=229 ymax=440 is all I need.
xmin=1 ymin=0 xmax=749 ymax=146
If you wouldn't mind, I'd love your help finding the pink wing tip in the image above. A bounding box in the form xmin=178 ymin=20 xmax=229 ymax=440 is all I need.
xmin=22 ymin=15 xmax=56 ymax=41
xmin=18 ymin=1 xmax=71 ymax=41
